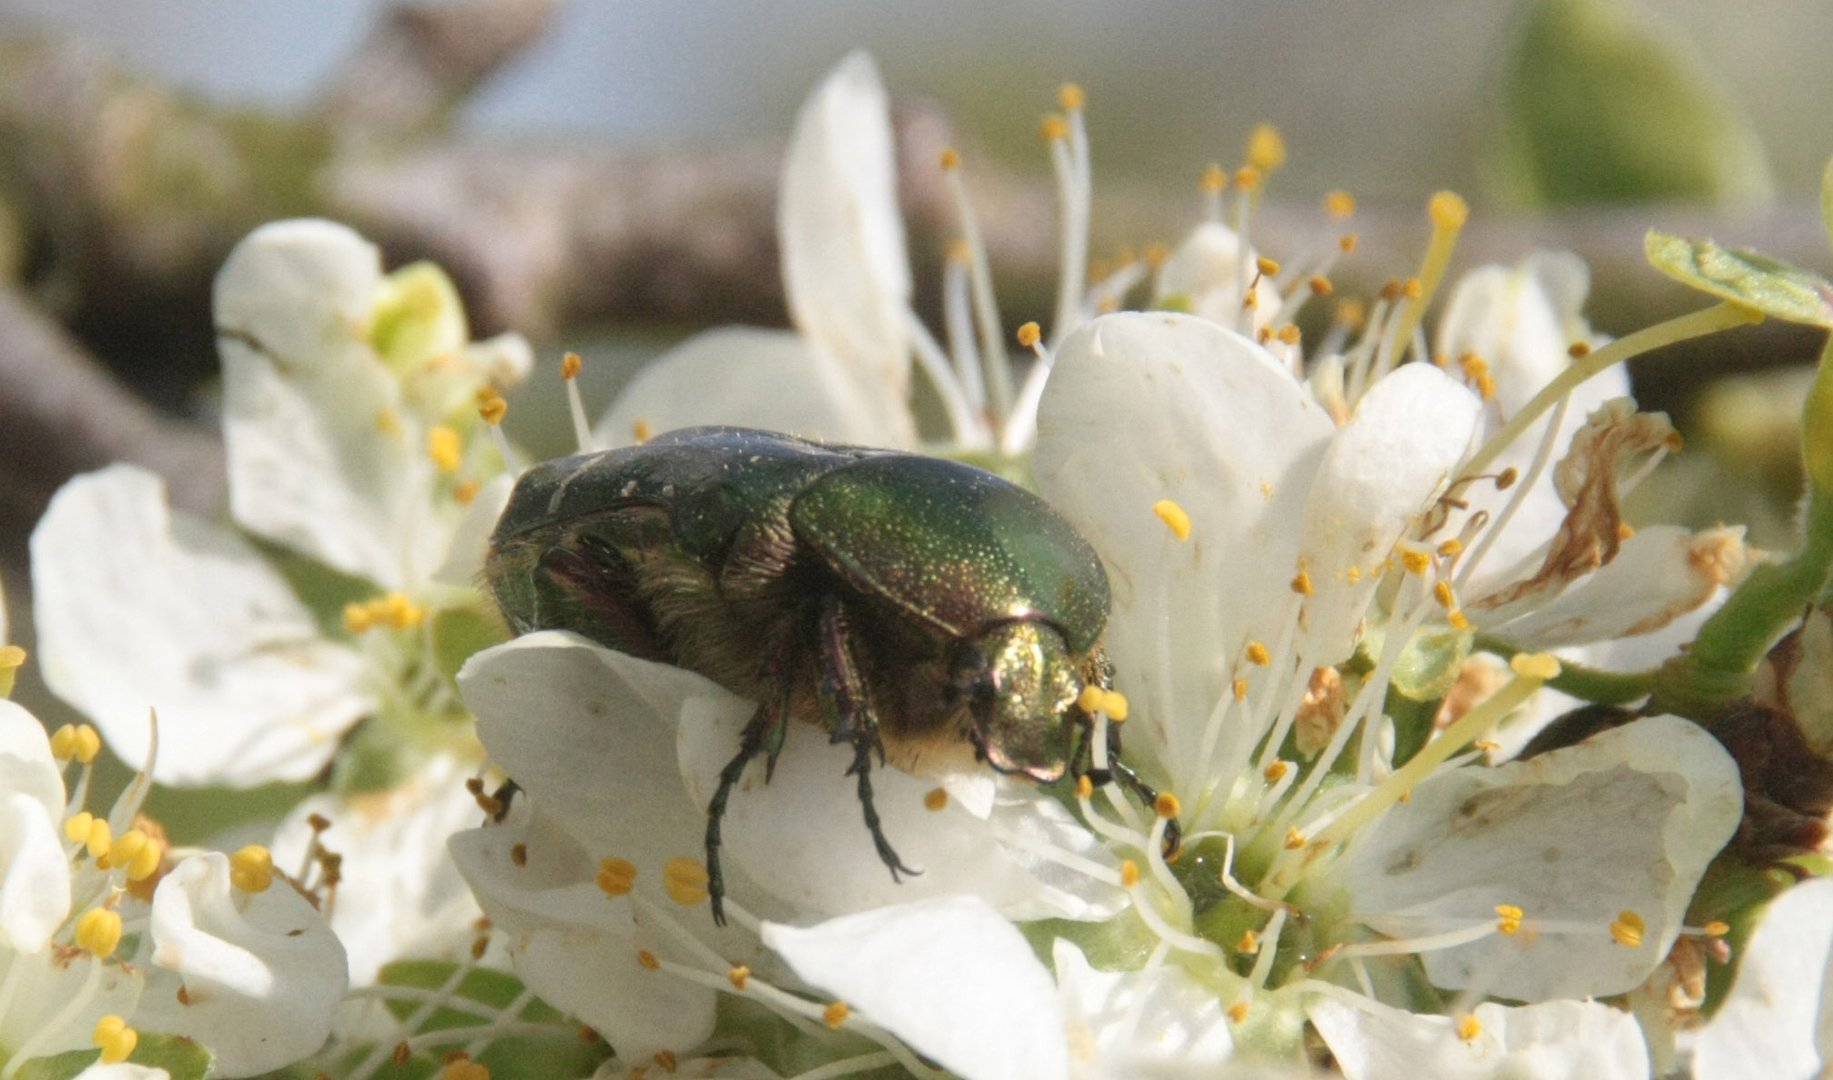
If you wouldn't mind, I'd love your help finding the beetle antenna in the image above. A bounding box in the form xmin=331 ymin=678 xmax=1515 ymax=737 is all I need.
xmin=560 ymin=351 xmax=600 ymax=454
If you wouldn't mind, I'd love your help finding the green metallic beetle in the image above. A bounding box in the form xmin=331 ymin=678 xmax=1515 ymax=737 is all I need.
xmin=485 ymin=425 xmax=1170 ymax=922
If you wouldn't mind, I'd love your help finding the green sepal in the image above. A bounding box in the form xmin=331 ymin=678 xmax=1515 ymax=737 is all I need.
xmin=12 ymin=1034 xmax=213 ymax=1080
xmin=1645 ymin=231 xmax=1833 ymax=328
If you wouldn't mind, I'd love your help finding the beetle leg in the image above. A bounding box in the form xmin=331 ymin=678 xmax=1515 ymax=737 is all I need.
xmin=817 ymin=596 xmax=919 ymax=881
xmin=704 ymin=689 xmax=791 ymax=927
xmin=1068 ymin=698 xmax=1182 ymax=861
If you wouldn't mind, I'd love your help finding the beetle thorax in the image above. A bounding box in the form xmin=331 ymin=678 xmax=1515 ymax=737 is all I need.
xmin=953 ymin=621 xmax=1080 ymax=782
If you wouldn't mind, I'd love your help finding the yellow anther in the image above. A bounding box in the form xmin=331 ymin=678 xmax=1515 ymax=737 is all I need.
xmin=1434 ymin=580 xmax=1456 ymax=609
xmin=728 ymin=965 xmax=752 ymax=991
xmin=562 ymin=351 xmax=583 ymax=380
xmin=663 ymin=857 xmax=709 ymax=906
xmin=1234 ymin=166 xmax=1262 ymax=192
xmin=1429 ymin=190 xmax=1470 ymax=231
xmin=64 ymin=811 xmax=95 ymax=844
xmin=1324 ymin=190 xmax=1357 ymax=219
xmin=1153 ymin=499 xmax=1192 ymax=541
xmin=1476 ymin=374 xmax=1497 ymax=400
xmin=1510 ymin=653 xmax=1561 ymax=680
xmin=93 ymin=1015 xmax=138 ymax=1065
xmin=1255 ymin=256 xmax=1281 ymax=278
xmin=1290 ymin=570 xmax=1313 ymax=596
xmin=1437 ymin=538 xmax=1465 ymax=557
xmin=72 ymin=724 xmax=101 ymax=763
xmin=653 ymin=1049 xmax=680 ymax=1074
xmin=1120 ymin=860 xmax=1141 ymax=888
xmin=1449 ymin=610 xmax=1472 ymax=631
xmin=1306 ymin=276 xmax=1334 ymax=299
xmin=1401 ymin=277 xmax=1424 ymax=301
xmin=375 ymin=408 xmax=404 ymax=437
xmin=1227 ymin=1001 xmax=1250 ymax=1023
xmin=1702 ymin=920 xmax=1729 ymax=937
xmin=597 ymin=857 xmax=637 ymax=897
xmin=231 ymin=844 xmax=275 ymax=893
xmin=1246 ymin=123 xmax=1287 ymax=173
xmin=477 ymin=390 xmax=508 ymax=426
xmin=1077 ymin=685 xmax=1105 ymax=714
xmin=1057 ymin=83 xmax=1086 ymax=111
xmin=1154 ymin=792 xmax=1182 ymax=819
xmin=823 ymin=1002 xmax=850 ymax=1029
xmin=76 ymin=907 xmax=123 ymax=958
xmin=440 ymin=1056 xmax=491 ymax=1080
xmin=1610 ymin=910 xmax=1647 ymax=948
xmin=343 ymin=601 xmax=375 ymax=634
xmin=1456 ymin=1014 xmax=1483 ymax=1042
xmin=1283 ymin=827 xmax=1307 ymax=850
xmin=1276 ymin=324 xmax=1302 ymax=345
xmin=1495 ymin=467 xmax=1519 ymax=491
xmin=50 ymin=724 xmax=78 ymax=761
xmin=81 ymin=816 xmax=113 ymax=859
xmin=1474 ymin=739 xmax=1501 ymax=752
xmin=939 ymin=147 xmax=962 ymax=171
xmin=1074 ymin=775 xmax=1095 ymax=800
xmin=1257 ymin=326 xmax=1274 ymax=345
xmin=1346 ymin=566 xmax=1362 ymax=584
xmin=454 ymin=479 xmax=481 ymax=505
xmin=1237 ymin=929 xmax=1260 ymax=954
xmin=632 ymin=418 xmax=654 ymax=445
xmin=1495 ymin=904 xmax=1524 ymax=935
xmin=511 ymin=843 xmax=528 ymax=867
xmin=1143 ymin=242 xmax=1170 ymax=268
xmin=0 ymin=644 xmax=23 ymax=697
xmin=946 ymin=238 xmax=973 ymax=265
xmin=1400 ymin=549 xmax=1432 ymax=575
xmin=1016 ymin=321 xmax=1043 ymax=348
xmin=381 ymin=592 xmax=425 ymax=630
xmin=1568 ymin=341 xmax=1592 ymax=359
xmin=1232 ymin=678 xmax=1249 ymax=701
xmin=1100 ymin=689 xmax=1129 ymax=722
xmin=111 ymin=829 xmax=162 ymax=883
xmin=1200 ymin=163 xmax=1228 ymax=194
xmin=1618 ymin=522 xmax=1636 ymax=541
xmin=1379 ymin=280 xmax=1404 ymax=303
xmin=428 ymin=425 xmax=463 ymax=474
xmin=1264 ymin=761 xmax=1291 ymax=783
xmin=924 ymin=787 xmax=949 ymax=812
xmin=1245 ymin=641 xmax=1271 ymax=667
xmin=1039 ymin=114 xmax=1070 ymax=142
xmin=637 ymin=949 xmax=660 ymax=971
xmin=1241 ymin=290 xmax=1259 ymax=310
xmin=1338 ymin=233 xmax=1359 ymax=254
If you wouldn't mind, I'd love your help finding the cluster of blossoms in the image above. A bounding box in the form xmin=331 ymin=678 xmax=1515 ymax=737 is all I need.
xmin=10 ymin=47 xmax=1833 ymax=1080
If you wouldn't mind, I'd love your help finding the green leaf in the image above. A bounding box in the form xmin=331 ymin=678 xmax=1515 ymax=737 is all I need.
xmin=11 ymin=1035 xmax=211 ymax=1080
xmin=1822 ymin=157 xmax=1833 ymax=251
xmin=372 ymin=962 xmax=608 ymax=1080
xmin=1646 ymin=231 xmax=1833 ymax=327
xmin=1494 ymin=0 xmax=1772 ymax=207
xmin=10 ymin=1050 xmax=93 ymax=1080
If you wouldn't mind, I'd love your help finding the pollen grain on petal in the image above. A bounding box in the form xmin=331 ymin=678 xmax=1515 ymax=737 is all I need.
xmin=1153 ymin=499 xmax=1192 ymax=540
xmin=1456 ymin=1013 xmax=1483 ymax=1042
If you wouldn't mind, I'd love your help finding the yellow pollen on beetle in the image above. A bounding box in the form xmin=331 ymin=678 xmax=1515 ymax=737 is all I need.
xmin=93 ymin=1015 xmax=138 ymax=1065
xmin=1324 ymin=190 xmax=1357 ymax=218
xmin=1290 ymin=570 xmax=1313 ymax=595
xmin=428 ymin=425 xmax=463 ymax=473
xmin=562 ymin=351 xmax=584 ymax=380
xmin=1437 ymin=538 xmax=1465 ymax=557
xmin=1434 ymin=581 xmax=1456 ymax=609
xmin=1233 ymin=678 xmax=1249 ymax=701
xmin=76 ymin=907 xmax=123 ymax=958
xmin=1236 ymin=929 xmax=1260 ymax=954
xmin=1016 ymin=321 xmax=1043 ymax=348
xmin=1039 ymin=114 xmax=1070 ymax=142
xmin=1246 ymin=641 xmax=1271 ymax=666
xmin=924 ymin=787 xmax=949 ymax=812
xmin=664 ymin=857 xmax=709 ymax=906
xmin=1264 ymin=760 xmax=1290 ymax=782
xmin=1155 ymin=792 xmax=1182 ymax=819
xmin=939 ymin=147 xmax=962 ymax=171
xmin=1400 ymin=549 xmax=1432 ymax=575
xmin=1234 ymin=166 xmax=1262 ymax=192
xmin=1200 ymin=163 xmax=1228 ymax=194
xmin=1153 ymin=499 xmax=1192 ymax=541
xmin=598 ymin=857 xmax=637 ymax=897
xmin=1495 ymin=904 xmax=1525 ymax=935
xmin=1430 ymin=190 xmax=1471 ymax=230
xmin=231 ymin=845 xmax=275 ymax=893
xmin=1283 ymin=827 xmax=1307 ymax=850
xmin=1075 ymin=775 xmax=1095 ymax=799
xmin=823 ymin=1002 xmax=851 ymax=1029
xmin=1256 ymin=256 xmax=1281 ymax=278
xmin=1510 ymin=652 xmax=1561 ymax=680
xmin=1610 ymin=910 xmax=1646 ymax=948
xmin=1227 ymin=1001 xmax=1250 ymax=1024
xmin=1057 ymin=82 xmax=1086 ymax=111
xmin=1120 ymin=860 xmax=1141 ymax=888
xmin=728 ymin=965 xmax=752 ymax=990
xmin=375 ymin=408 xmax=404 ymax=437
xmin=1456 ymin=1014 xmax=1483 ymax=1042
xmin=1246 ymin=123 xmax=1286 ymax=172
xmin=637 ymin=949 xmax=660 ymax=971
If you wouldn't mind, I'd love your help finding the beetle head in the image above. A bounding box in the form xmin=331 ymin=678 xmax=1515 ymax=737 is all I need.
xmin=949 ymin=621 xmax=1080 ymax=783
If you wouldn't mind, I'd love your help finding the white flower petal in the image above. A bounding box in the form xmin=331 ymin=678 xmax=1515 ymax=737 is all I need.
xmin=0 ymin=792 xmax=69 ymax=954
xmin=1153 ymin=222 xmax=1283 ymax=338
xmin=1692 ymin=877 xmax=1833 ymax=1080
xmin=269 ymin=754 xmax=484 ymax=985
xmin=1053 ymin=938 xmax=1233 ymax=1075
xmin=1332 ymin=715 xmax=1740 ymax=1000
xmin=779 ymin=51 xmax=912 ymax=397
xmin=72 ymin=1065 xmax=172 ymax=1080
xmin=448 ymin=811 xmax=720 ymax=1057
xmin=0 ymin=699 xmax=66 ymax=825
xmin=1307 ymin=993 xmax=1649 ymax=1080
xmin=1298 ymin=362 xmax=1481 ymax=664
xmin=30 ymin=466 xmax=373 ymax=786
xmin=432 ymin=472 xmax=514 ymax=588
xmin=763 ymin=896 xmax=1068 ymax=1080
xmin=1035 ymin=312 xmax=1333 ymax=787
xmin=216 ymin=219 xmax=446 ymax=588
xmin=592 ymin=328 xmax=915 ymax=450
xmin=0 ymin=947 xmax=141 ymax=1062
xmin=137 ymin=853 xmax=348 ymax=1079
xmin=1479 ymin=525 xmax=1743 ymax=648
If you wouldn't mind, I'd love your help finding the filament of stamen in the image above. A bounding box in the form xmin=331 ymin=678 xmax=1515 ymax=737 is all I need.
xmin=1453 ymin=397 xmax=1572 ymax=593
xmin=941 ymin=153 xmax=1015 ymax=417
xmin=904 ymin=310 xmax=991 ymax=448
xmin=561 ymin=352 xmax=597 ymax=454
xmin=1048 ymin=97 xmax=1092 ymax=348
xmin=1002 ymin=325 xmax=1055 ymax=455
xmin=1381 ymin=193 xmax=1468 ymax=370
xmin=941 ymin=248 xmax=986 ymax=413
xmin=1244 ymin=908 xmax=1289 ymax=990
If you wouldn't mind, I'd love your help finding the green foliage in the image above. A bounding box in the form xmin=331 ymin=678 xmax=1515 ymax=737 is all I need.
xmin=371 ymin=961 xmax=609 ymax=1080
xmin=13 ymin=1034 xmax=213 ymax=1080
xmin=1495 ymin=0 xmax=1771 ymax=206
xmin=1646 ymin=232 xmax=1833 ymax=327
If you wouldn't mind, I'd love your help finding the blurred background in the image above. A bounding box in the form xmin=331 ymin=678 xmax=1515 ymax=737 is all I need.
xmin=0 ymin=0 xmax=1828 ymax=822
